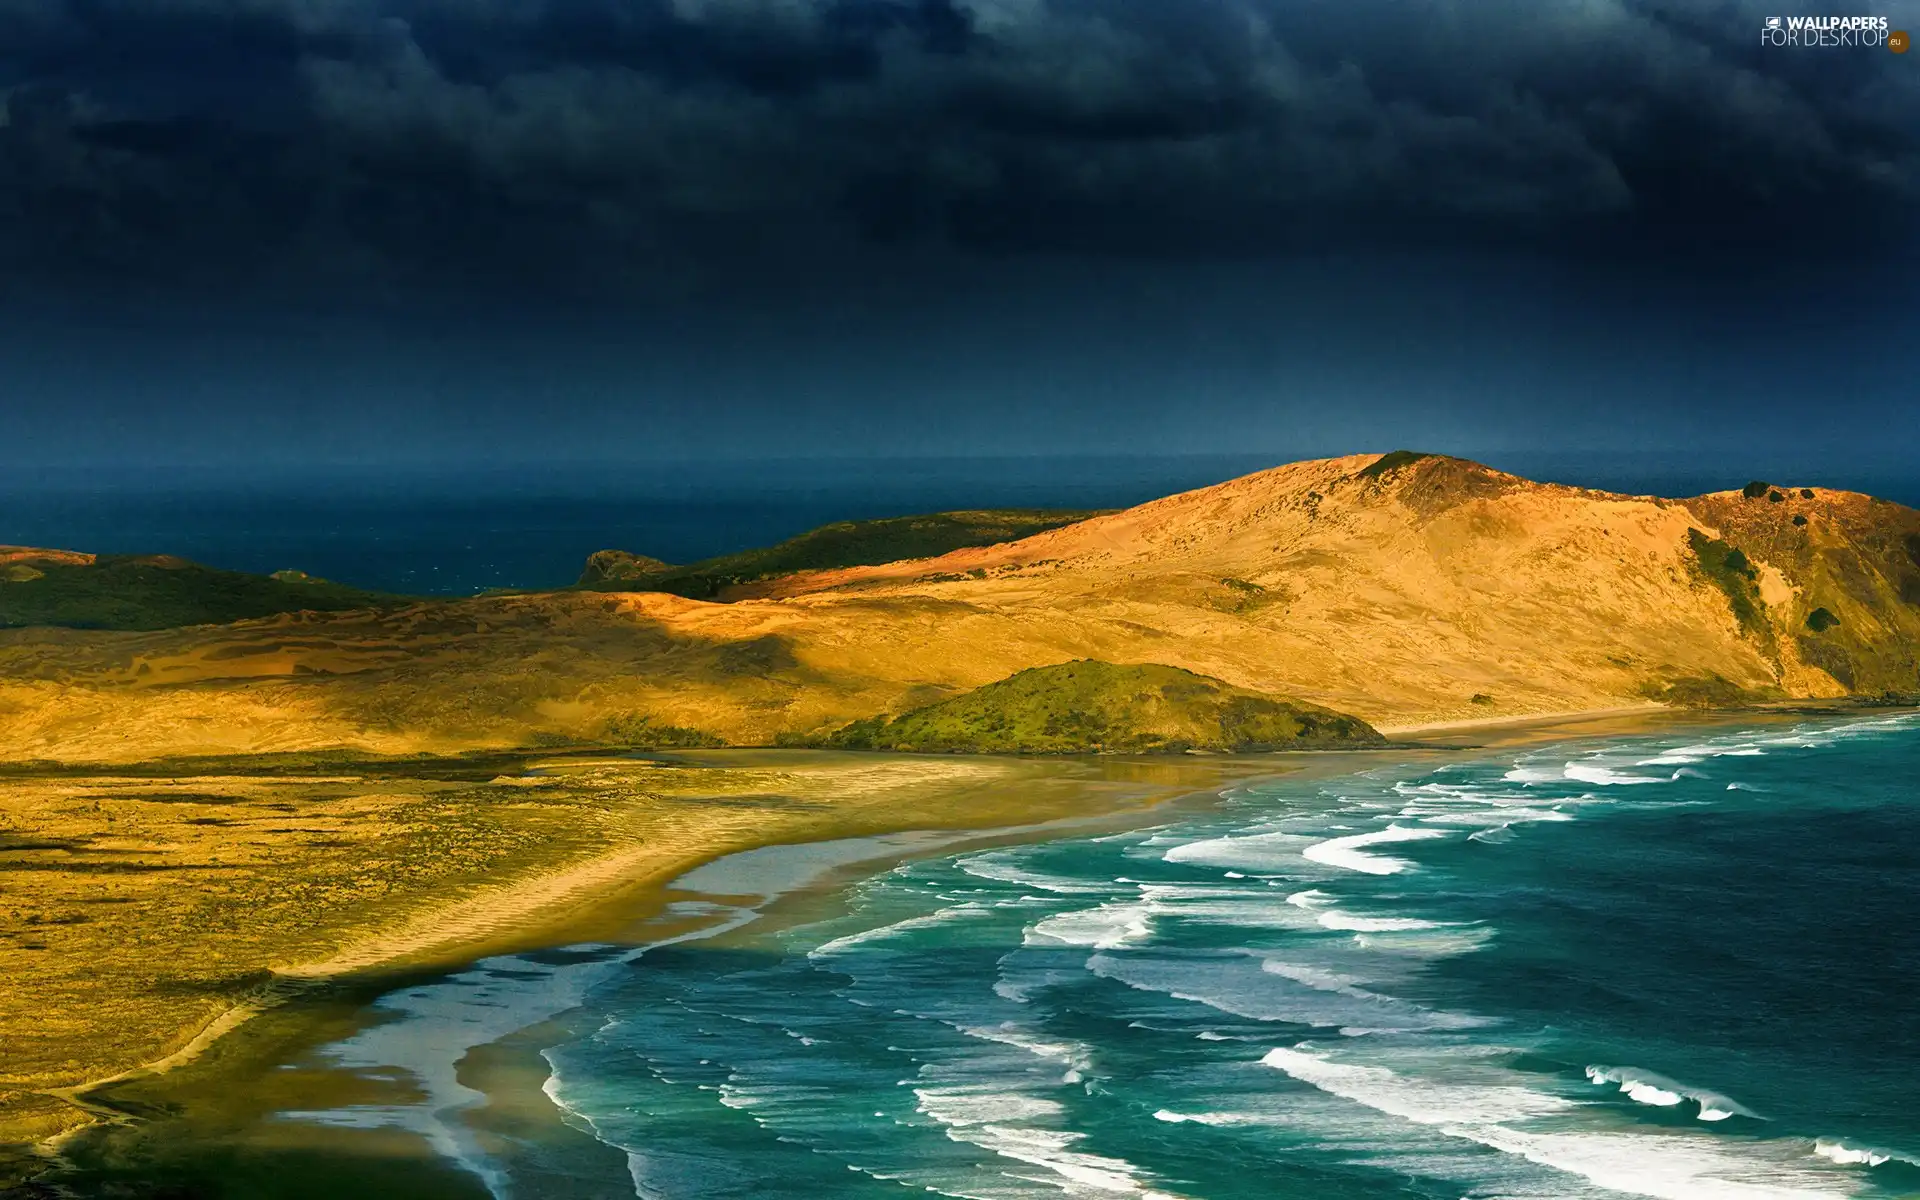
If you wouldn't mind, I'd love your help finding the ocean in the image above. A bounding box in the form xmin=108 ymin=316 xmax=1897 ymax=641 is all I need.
xmin=287 ymin=711 xmax=1920 ymax=1200
xmin=0 ymin=457 xmax=1280 ymax=595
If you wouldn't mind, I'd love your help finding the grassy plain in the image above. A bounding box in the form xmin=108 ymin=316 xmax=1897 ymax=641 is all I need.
xmin=0 ymin=745 xmax=1260 ymax=1181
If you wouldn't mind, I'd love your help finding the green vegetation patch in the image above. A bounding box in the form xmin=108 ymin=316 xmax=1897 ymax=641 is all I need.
xmin=1806 ymin=606 xmax=1841 ymax=633
xmin=1357 ymin=450 xmax=1432 ymax=480
xmin=0 ymin=555 xmax=406 ymax=632
xmin=1743 ymin=481 xmax=1772 ymax=499
xmin=598 ymin=714 xmax=727 ymax=748
xmin=1686 ymin=529 xmax=1771 ymax=643
xmin=578 ymin=550 xmax=674 ymax=585
xmin=799 ymin=660 xmax=1386 ymax=754
xmin=578 ymin=509 xmax=1105 ymax=600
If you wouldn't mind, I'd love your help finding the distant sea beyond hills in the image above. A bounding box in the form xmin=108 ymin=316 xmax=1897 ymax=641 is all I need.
xmin=5 ymin=452 xmax=1918 ymax=596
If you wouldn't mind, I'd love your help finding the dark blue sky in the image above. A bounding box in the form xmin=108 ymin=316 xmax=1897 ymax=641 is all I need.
xmin=1 ymin=0 xmax=1915 ymax=471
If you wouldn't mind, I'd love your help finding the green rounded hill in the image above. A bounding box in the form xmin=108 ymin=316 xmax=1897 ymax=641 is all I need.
xmin=808 ymin=660 xmax=1386 ymax=754
xmin=0 ymin=549 xmax=405 ymax=632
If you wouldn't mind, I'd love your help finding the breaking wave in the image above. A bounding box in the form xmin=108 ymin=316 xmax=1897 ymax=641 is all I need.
xmin=1584 ymin=1066 xmax=1758 ymax=1122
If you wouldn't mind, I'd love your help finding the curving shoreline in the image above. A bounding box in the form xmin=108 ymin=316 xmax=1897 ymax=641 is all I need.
xmin=9 ymin=746 xmax=1363 ymax=1189
xmin=6 ymin=703 xmax=1841 ymax=1193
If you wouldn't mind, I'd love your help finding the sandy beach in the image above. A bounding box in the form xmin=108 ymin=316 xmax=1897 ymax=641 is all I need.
xmin=5 ymin=702 xmax=1871 ymax=1195
xmin=4 ymin=742 xmax=1392 ymax=1193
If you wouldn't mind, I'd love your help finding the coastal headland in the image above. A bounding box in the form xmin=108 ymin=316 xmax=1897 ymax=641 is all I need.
xmin=5 ymin=454 xmax=1918 ymax=763
xmin=4 ymin=452 xmax=1920 ymax=1187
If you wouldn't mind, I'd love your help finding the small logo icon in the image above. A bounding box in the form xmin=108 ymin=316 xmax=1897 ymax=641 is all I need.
xmin=1892 ymin=29 xmax=1910 ymax=51
xmin=1766 ymin=16 xmax=1782 ymax=29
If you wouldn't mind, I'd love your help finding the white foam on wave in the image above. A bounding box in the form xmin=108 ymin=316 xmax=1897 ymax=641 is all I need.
xmin=957 ymin=1022 xmax=1093 ymax=1086
xmin=1162 ymin=829 xmax=1312 ymax=872
xmin=1563 ymin=763 xmax=1672 ymax=786
xmin=1302 ymin=825 xmax=1451 ymax=875
xmin=1612 ymin=1078 xmax=1677 ymax=1105
xmin=1584 ymin=1065 xmax=1758 ymax=1122
xmin=1636 ymin=737 xmax=1768 ymax=766
xmin=1263 ymin=1047 xmax=1576 ymax=1123
xmin=1026 ymin=899 xmax=1157 ymax=949
xmin=1814 ymin=1137 xmax=1920 ymax=1171
xmin=1088 ymin=951 xmax=1485 ymax=1032
xmin=1757 ymin=711 xmax=1920 ymax=752
xmin=1281 ymin=887 xmax=1435 ymax=932
xmin=1151 ymin=1109 xmax=1245 ymax=1126
xmin=808 ymin=903 xmax=992 ymax=958
xmin=996 ymin=882 xmax=1306 ymax=1005
xmin=1504 ymin=765 xmax=1565 ymax=783
xmin=1259 ymin=959 xmax=1389 ymax=1001
xmin=1813 ymin=1141 xmax=1886 ymax=1167
xmin=1391 ymin=781 xmax=1583 ymax=837
xmin=1316 ymin=910 xmax=1444 ymax=932
xmin=1354 ymin=926 xmax=1494 ymax=958
xmin=1028 ymin=883 xmax=1324 ymax=951
xmin=1253 ymin=960 xmax=1478 ymax=1030
xmin=910 ymin=1100 xmax=1185 ymax=1199
xmin=1423 ymin=806 xmax=1575 ymax=828
xmin=1632 ymin=713 xmax=1918 ymax=776
xmin=960 ymin=853 xmax=1117 ymax=896
xmin=1262 ymin=1047 xmax=1855 ymax=1200
xmin=912 ymin=1050 xmax=1189 ymax=1198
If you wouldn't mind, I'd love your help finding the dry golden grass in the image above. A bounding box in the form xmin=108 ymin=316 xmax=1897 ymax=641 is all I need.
xmin=0 ymin=748 xmax=1241 ymax=1155
xmin=7 ymin=452 xmax=1913 ymax=1184
xmin=7 ymin=453 xmax=1913 ymax=766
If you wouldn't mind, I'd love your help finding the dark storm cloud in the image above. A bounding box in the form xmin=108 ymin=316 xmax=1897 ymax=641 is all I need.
xmin=0 ymin=0 xmax=1914 ymax=302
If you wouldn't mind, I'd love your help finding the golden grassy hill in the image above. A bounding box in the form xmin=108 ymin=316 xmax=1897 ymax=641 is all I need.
xmin=3 ymin=452 xmax=1917 ymax=762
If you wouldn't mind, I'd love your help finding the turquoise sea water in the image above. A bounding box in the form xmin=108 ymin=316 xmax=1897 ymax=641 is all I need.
xmin=308 ymin=714 xmax=1920 ymax=1199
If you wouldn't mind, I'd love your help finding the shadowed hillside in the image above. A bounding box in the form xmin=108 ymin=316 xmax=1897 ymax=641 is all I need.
xmin=0 ymin=548 xmax=405 ymax=632
xmin=576 ymin=509 xmax=1106 ymax=599
xmin=3 ymin=453 xmax=1918 ymax=762
xmin=1678 ymin=484 xmax=1920 ymax=695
